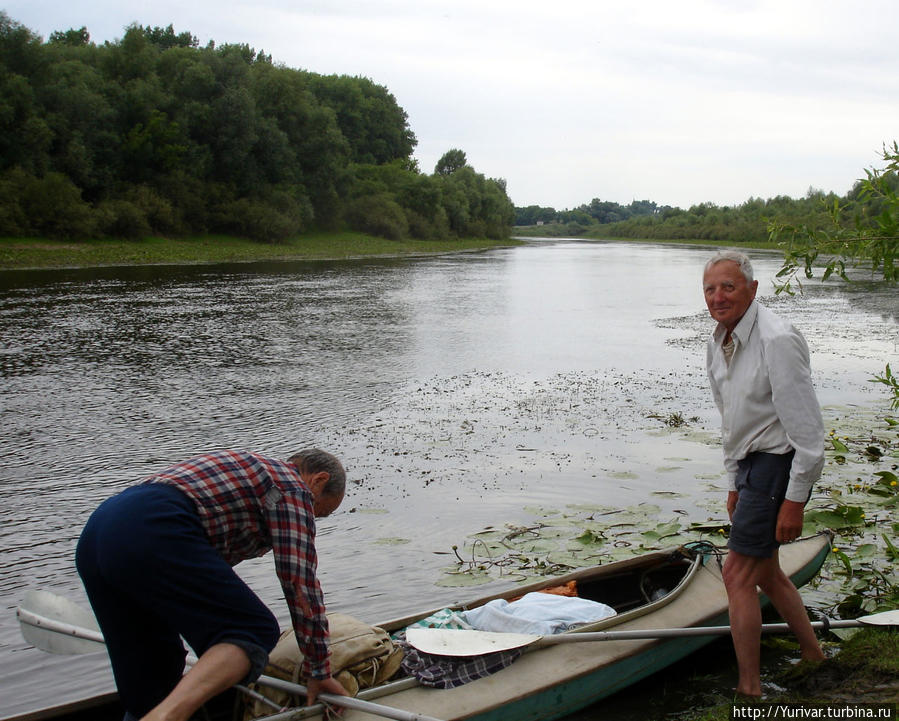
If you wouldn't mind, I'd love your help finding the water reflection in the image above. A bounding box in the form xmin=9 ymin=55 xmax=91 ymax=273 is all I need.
xmin=0 ymin=241 xmax=895 ymax=718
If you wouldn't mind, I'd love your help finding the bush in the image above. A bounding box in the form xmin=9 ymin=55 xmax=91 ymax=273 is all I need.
xmin=96 ymin=199 xmax=152 ymax=239
xmin=405 ymin=208 xmax=449 ymax=240
xmin=0 ymin=167 xmax=32 ymax=236
xmin=213 ymin=197 xmax=298 ymax=242
xmin=267 ymin=185 xmax=314 ymax=235
xmin=21 ymin=172 xmax=96 ymax=239
xmin=344 ymin=193 xmax=408 ymax=240
xmin=122 ymin=185 xmax=180 ymax=235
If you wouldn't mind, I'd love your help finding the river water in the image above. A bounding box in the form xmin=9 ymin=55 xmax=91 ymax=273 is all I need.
xmin=0 ymin=240 xmax=896 ymax=719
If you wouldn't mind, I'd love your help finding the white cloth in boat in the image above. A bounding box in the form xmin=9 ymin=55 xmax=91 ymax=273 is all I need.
xmin=459 ymin=592 xmax=617 ymax=635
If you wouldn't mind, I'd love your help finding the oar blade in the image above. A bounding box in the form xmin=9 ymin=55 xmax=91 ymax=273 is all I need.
xmin=18 ymin=590 xmax=107 ymax=655
xmin=405 ymin=627 xmax=540 ymax=656
xmin=19 ymin=617 xmax=105 ymax=655
xmin=857 ymin=609 xmax=899 ymax=626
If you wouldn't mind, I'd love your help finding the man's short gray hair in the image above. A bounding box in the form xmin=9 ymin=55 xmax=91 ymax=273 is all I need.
xmin=289 ymin=449 xmax=346 ymax=497
xmin=704 ymin=249 xmax=754 ymax=283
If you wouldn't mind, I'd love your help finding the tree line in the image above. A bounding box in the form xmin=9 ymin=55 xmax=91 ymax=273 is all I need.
xmin=0 ymin=15 xmax=515 ymax=242
xmin=516 ymin=177 xmax=898 ymax=247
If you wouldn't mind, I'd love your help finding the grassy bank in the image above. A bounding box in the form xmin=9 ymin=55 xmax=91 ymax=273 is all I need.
xmin=0 ymin=233 xmax=524 ymax=270
xmin=684 ymin=628 xmax=899 ymax=720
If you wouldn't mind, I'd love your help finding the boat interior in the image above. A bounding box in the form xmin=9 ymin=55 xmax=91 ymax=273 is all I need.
xmin=381 ymin=547 xmax=701 ymax=634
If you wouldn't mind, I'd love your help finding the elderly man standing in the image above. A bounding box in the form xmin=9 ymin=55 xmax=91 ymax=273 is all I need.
xmin=76 ymin=448 xmax=349 ymax=721
xmin=703 ymin=250 xmax=826 ymax=698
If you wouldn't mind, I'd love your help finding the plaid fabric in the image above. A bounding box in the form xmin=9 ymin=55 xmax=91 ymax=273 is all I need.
xmin=396 ymin=633 xmax=522 ymax=689
xmin=146 ymin=449 xmax=330 ymax=679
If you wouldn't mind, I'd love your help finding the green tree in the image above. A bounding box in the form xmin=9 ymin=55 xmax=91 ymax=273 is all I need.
xmin=121 ymin=109 xmax=187 ymax=182
xmin=308 ymin=74 xmax=416 ymax=164
xmin=21 ymin=171 xmax=96 ymax=239
xmin=344 ymin=192 xmax=409 ymax=240
xmin=0 ymin=12 xmax=44 ymax=75
xmin=435 ymin=148 xmax=467 ymax=176
xmin=48 ymin=27 xmax=90 ymax=46
xmin=37 ymin=55 xmax=118 ymax=194
xmin=770 ymin=142 xmax=898 ymax=291
xmin=0 ymin=14 xmax=512 ymax=242
xmin=769 ymin=142 xmax=898 ymax=411
xmin=140 ymin=24 xmax=198 ymax=50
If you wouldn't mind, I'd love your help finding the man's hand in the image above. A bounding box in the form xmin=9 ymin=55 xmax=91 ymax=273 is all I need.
xmin=775 ymin=499 xmax=805 ymax=544
xmin=726 ymin=490 xmax=739 ymax=521
xmin=305 ymin=676 xmax=349 ymax=707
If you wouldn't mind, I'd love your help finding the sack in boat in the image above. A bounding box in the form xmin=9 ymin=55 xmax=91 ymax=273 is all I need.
xmin=242 ymin=613 xmax=404 ymax=719
xmin=509 ymin=580 xmax=578 ymax=602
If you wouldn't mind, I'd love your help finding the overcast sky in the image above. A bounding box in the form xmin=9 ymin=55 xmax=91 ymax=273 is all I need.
xmin=6 ymin=0 xmax=899 ymax=210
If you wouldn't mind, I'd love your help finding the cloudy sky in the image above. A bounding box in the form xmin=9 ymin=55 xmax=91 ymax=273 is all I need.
xmin=6 ymin=0 xmax=898 ymax=210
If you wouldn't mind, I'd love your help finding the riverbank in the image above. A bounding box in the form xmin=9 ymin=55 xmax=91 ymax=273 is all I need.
xmin=0 ymin=233 xmax=524 ymax=270
xmin=0 ymin=232 xmax=785 ymax=272
xmin=513 ymin=224 xmax=780 ymax=249
xmin=686 ymin=627 xmax=899 ymax=720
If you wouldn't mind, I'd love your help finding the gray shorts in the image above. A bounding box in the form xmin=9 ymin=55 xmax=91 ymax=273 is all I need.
xmin=727 ymin=450 xmax=795 ymax=559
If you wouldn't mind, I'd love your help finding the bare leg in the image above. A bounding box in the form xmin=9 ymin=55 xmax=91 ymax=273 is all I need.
xmin=140 ymin=643 xmax=251 ymax=721
xmin=723 ymin=550 xmax=825 ymax=697
xmin=757 ymin=550 xmax=826 ymax=663
xmin=722 ymin=551 xmax=766 ymax=696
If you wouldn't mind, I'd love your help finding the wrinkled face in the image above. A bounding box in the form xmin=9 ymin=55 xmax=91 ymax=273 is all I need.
xmin=703 ymin=260 xmax=758 ymax=332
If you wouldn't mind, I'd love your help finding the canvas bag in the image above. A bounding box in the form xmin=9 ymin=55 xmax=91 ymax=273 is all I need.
xmin=243 ymin=613 xmax=404 ymax=719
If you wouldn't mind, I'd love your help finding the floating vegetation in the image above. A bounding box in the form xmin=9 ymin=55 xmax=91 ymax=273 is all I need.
xmin=803 ymin=404 xmax=899 ymax=615
xmin=440 ymin=402 xmax=899 ymax=618
xmin=438 ymin=503 xmax=704 ymax=586
xmin=647 ymin=410 xmax=696 ymax=428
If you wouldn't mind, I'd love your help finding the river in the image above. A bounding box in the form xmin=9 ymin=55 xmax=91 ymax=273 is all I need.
xmin=0 ymin=239 xmax=896 ymax=719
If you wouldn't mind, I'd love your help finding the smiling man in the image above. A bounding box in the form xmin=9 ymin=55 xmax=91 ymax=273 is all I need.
xmin=702 ymin=250 xmax=826 ymax=697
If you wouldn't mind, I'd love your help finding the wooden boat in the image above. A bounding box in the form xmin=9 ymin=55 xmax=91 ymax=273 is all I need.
xmin=9 ymin=533 xmax=832 ymax=721
xmin=258 ymin=533 xmax=832 ymax=721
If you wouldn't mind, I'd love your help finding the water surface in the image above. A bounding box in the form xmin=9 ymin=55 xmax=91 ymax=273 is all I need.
xmin=0 ymin=240 xmax=895 ymax=718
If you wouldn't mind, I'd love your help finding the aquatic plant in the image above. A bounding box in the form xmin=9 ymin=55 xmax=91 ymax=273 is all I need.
xmin=440 ymin=403 xmax=899 ymax=618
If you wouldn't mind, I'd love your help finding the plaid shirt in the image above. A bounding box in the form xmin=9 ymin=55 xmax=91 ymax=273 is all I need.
xmin=146 ymin=450 xmax=331 ymax=679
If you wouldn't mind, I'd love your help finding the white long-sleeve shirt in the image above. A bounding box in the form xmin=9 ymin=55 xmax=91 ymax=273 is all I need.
xmin=706 ymin=301 xmax=825 ymax=503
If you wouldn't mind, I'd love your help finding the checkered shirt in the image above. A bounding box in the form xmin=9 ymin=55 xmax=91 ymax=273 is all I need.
xmin=146 ymin=449 xmax=331 ymax=679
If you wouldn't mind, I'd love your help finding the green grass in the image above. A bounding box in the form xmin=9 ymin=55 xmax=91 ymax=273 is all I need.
xmin=0 ymin=233 xmax=524 ymax=270
xmin=680 ymin=629 xmax=899 ymax=721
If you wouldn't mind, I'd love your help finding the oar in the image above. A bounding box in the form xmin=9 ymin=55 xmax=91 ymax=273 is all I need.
xmin=18 ymin=591 xmax=445 ymax=721
xmin=404 ymin=609 xmax=899 ymax=656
